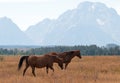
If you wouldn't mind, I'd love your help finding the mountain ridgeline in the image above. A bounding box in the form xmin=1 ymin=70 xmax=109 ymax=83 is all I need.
xmin=0 ymin=1 xmax=120 ymax=46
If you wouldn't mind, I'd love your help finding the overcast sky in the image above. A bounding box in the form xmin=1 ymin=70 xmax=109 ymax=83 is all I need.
xmin=0 ymin=0 xmax=119 ymax=31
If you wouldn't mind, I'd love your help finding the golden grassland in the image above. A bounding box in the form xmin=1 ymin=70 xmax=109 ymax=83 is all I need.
xmin=0 ymin=55 xmax=120 ymax=83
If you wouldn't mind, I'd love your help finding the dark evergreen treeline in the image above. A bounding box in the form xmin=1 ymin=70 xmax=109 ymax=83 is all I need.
xmin=0 ymin=45 xmax=120 ymax=56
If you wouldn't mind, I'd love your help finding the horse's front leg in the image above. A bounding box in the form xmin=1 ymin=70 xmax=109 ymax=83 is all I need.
xmin=49 ymin=66 xmax=54 ymax=72
xmin=46 ymin=66 xmax=49 ymax=74
xmin=65 ymin=62 xmax=69 ymax=69
xmin=31 ymin=67 xmax=36 ymax=77
xmin=58 ymin=63 xmax=63 ymax=70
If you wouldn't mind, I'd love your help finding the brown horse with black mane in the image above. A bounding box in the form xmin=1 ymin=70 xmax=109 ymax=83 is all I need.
xmin=48 ymin=50 xmax=82 ymax=69
xmin=18 ymin=54 xmax=63 ymax=77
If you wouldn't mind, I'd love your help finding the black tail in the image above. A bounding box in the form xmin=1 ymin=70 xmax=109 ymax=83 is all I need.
xmin=18 ymin=56 xmax=29 ymax=70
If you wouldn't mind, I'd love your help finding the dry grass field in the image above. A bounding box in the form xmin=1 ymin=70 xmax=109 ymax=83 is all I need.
xmin=0 ymin=55 xmax=120 ymax=83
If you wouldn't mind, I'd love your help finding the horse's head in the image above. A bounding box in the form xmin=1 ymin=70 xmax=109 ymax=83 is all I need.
xmin=69 ymin=50 xmax=82 ymax=59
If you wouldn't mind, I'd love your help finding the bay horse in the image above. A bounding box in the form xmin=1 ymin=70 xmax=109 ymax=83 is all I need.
xmin=18 ymin=54 xmax=63 ymax=77
xmin=48 ymin=50 xmax=82 ymax=69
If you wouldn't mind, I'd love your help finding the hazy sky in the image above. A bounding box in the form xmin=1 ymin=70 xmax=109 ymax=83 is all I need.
xmin=0 ymin=0 xmax=120 ymax=31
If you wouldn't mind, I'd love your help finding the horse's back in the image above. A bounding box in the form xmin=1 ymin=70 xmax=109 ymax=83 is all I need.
xmin=48 ymin=52 xmax=58 ymax=55
xmin=28 ymin=55 xmax=49 ymax=61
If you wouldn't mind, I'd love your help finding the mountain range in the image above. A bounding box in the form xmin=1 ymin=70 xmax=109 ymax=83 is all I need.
xmin=0 ymin=17 xmax=34 ymax=45
xmin=0 ymin=1 xmax=120 ymax=46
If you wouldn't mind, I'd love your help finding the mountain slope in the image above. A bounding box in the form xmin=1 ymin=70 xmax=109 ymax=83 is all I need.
xmin=25 ymin=1 xmax=120 ymax=46
xmin=0 ymin=17 xmax=34 ymax=45
xmin=25 ymin=18 xmax=55 ymax=44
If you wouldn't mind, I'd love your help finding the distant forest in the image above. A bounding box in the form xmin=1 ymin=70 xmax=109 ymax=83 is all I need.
xmin=0 ymin=44 xmax=120 ymax=56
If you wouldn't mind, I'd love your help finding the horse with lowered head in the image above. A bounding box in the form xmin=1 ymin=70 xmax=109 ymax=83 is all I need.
xmin=18 ymin=54 xmax=63 ymax=77
xmin=48 ymin=50 xmax=82 ymax=69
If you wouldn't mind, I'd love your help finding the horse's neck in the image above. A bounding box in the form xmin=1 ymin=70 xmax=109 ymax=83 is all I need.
xmin=59 ymin=53 xmax=67 ymax=58
xmin=59 ymin=53 xmax=73 ymax=62
xmin=66 ymin=54 xmax=75 ymax=61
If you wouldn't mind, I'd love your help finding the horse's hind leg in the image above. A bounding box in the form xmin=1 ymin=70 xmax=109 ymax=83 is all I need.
xmin=31 ymin=67 xmax=36 ymax=77
xmin=23 ymin=64 xmax=29 ymax=76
